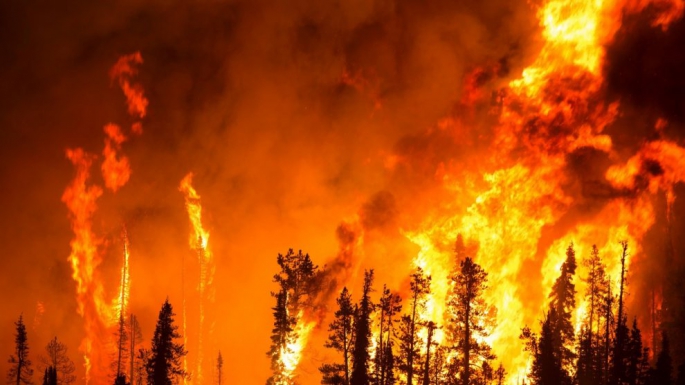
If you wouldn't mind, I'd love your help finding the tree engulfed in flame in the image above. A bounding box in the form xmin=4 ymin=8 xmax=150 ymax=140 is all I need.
xmin=61 ymin=53 xmax=147 ymax=384
xmin=179 ymin=172 xmax=216 ymax=385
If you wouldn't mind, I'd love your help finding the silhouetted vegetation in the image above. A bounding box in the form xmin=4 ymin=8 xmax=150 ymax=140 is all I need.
xmin=7 ymin=315 xmax=33 ymax=385
xmin=146 ymin=299 xmax=187 ymax=385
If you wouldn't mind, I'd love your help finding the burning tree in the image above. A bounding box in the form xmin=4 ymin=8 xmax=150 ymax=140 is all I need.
xmin=7 ymin=315 xmax=33 ymax=385
xmin=146 ymin=299 xmax=187 ymax=385
xmin=267 ymin=249 xmax=319 ymax=384
xmin=447 ymin=257 xmax=495 ymax=385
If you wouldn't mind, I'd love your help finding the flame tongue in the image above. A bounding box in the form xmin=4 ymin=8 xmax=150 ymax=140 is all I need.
xmin=179 ymin=172 xmax=215 ymax=384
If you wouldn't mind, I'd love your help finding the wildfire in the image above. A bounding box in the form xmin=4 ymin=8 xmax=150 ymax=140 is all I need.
xmin=62 ymin=53 xmax=146 ymax=384
xmin=179 ymin=172 xmax=215 ymax=384
xmin=281 ymin=311 xmax=316 ymax=381
xmin=401 ymin=0 xmax=685 ymax=382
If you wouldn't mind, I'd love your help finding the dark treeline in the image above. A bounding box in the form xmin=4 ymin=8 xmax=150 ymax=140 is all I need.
xmin=6 ymin=299 xmax=196 ymax=385
xmin=267 ymin=240 xmax=685 ymax=385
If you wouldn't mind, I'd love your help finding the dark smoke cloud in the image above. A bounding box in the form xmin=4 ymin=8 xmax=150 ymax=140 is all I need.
xmin=605 ymin=6 xmax=685 ymax=125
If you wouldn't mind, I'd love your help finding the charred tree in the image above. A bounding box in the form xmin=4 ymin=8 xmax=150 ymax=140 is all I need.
xmin=7 ymin=315 xmax=33 ymax=385
xmin=653 ymin=332 xmax=673 ymax=385
xmin=267 ymin=289 xmax=292 ymax=385
xmin=610 ymin=242 xmax=630 ymax=385
xmin=398 ymin=268 xmax=430 ymax=385
xmin=146 ymin=299 xmax=187 ymax=385
xmin=375 ymin=285 xmax=401 ymax=385
xmin=448 ymin=257 xmax=495 ymax=385
xmin=321 ymin=287 xmax=355 ymax=385
xmin=216 ymin=351 xmax=223 ymax=385
xmin=113 ymin=313 xmax=129 ymax=384
xmin=421 ymin=321 xmax=436 ymax=385
xmin=42 ymin=367 xmax=57 ymax=385
xmin=351 ymin=270 xmax=374 ymax=385
xmin=529 ymin=310 xmax=563 ymax=385
xmin=41 ymin=337 xmax=76 ymax=385
xmin=128 ymin=315 xmax=142 ymax=385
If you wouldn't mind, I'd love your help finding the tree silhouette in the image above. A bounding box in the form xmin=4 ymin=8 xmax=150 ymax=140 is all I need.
xmin=321 ymin=287 xmax=355 ymax=385
xmin=7 ymin=315 xmax=33 ymax=385
xmin=375 ymin=285 xmax=401 ymax=385
xmin=267 ymin=249 xmax=319 ymax=385
xmin=113 ymin=313 xmax=129 ymax=385
xmin=398 ymin=268 xmax=430 ymax=385
xmin=128 ymin=315 xmax=143 ymax=385
xmin=41 ymin=337 xmax=75 ymax=385
xmin=448 ymin=257 xmax=495 ymax=385
xmin=610 ymin=242 xmax=630 ymax=385
xmin=527 ymin=310 xmax=562 ymax=385
xmin=351 ymin=270 xmax=374 ymax=385
xmin=146 ymin=299 xmax=187 ymax=385
xmin=653 ymin=332 xmax=673 ymax=385
xmin=41 ymin=367 xmax=56 ymax=385
xmin=216 ymin=351 xmax=223 ymax=385
xmin=548 ymin=244 xmax=577 ymax=385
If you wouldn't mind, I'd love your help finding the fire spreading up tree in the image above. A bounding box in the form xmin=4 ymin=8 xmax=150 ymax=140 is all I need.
xmin=267 ymin=249 xmax=318 ymax=385
xmin=7 ymin=315 xmax=33 ymax=385
xmin=146 ymin=299 xmax=187 ymax=385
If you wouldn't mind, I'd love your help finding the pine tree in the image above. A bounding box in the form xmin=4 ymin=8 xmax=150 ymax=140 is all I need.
xmin=351 ymin=270 xmax=374 ymax=385
xmin=579 ymin=244 xmax=609 ymax=385
xmin=146 ymin=299 xmax=187 ymax=385
xmin=113 ymin=313 xmax=129 ymax=385
xmin=128 ymin=315 xmax=143 ymax=385
xmin=216 ymin=351 xmax=223 ymax=385
xmin=528 ymin=310 xmax=563 ymax=385
xmin=398 ymin=268 xmax=430 ymax=385
xmin=41 ymin=367 xmax=56 ymax=385
xmin=7 ymin=315 xmax=33 ymax=385
xmin=41 ymin=337 xmax=76 ymax=385
xmin=267 ymin=289 xmax=292 ymax=385
xmin=448 ymin=257 xmax=495 ymax=385
xmin=375 ymin=285 xmax=401 ymax=385
xmin=321 ymin=287 xmax=355 ymax=385
xmin=548 ymin=244 xmax=577 ymax=384
xmin=610 ymin=242 xmax=630 ymax=385
xmin=420 ymin=321 xmax=436 ymax=385
xmin=268 ymin=249 xmax=319 ymax=384
xmin=652 ymin=332 xmax=672 ymax=385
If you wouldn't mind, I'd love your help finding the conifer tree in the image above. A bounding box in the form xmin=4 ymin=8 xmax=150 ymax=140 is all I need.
xmin=548 ymin=244 xmax=577 ymax=384
xmin=448 ymin=257 xmax=495 ymax=385
xmin=128 ymin=315 xmax=142 ymax=385
xmin=41 ymin=337 xmax=76 ymax=385
xmin=146 ymin=299 xmax=187 ymax=385
xmin=268 ymin=249 xmax=319 ymax=384
xmin=216 ymin=351 xmax=223 ymax=385
xmin=351 ymin=270 xmax=374 ymax=385
xmin=375 ymin=285 xmax=401 ymax=385
xmin=611 ymin=242 xmax=630 ymax=385
xmin=398 ymin=268 xmax=430 ymax=385
xmin=653 ymin=332 xmax=673 ymax=385
xmin=528 ymin=310 xmax=562 ymax=385
xmin=321 ymin=287 xmax=355 ymax=385
xmin=7 ymin=315 xmax=33 ymax=385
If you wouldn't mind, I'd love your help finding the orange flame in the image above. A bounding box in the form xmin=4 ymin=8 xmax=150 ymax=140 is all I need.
xmin=179 ymin=172 xmax=215 ymax=384
xmin=109 ymin=52 xmax=148 ymax=120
